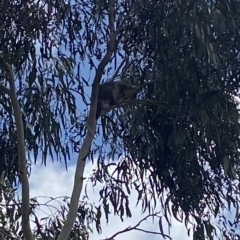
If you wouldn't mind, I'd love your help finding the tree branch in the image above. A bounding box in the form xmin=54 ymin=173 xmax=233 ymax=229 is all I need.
xmin=120 ymin=99 xmax=171 ymax=110
xmin=4 ymin=62 xmax=34 ymax=240
xmin=100 ymin=96 xmax=172 ymax=118
xmin=57 ymin=0 xmax=118 ymax=239
xmin=101 ymin=212 xmax=172 ymax=240
xmin=135 ymin=227 xmax=170 ymax=236
xmin=0 ymin=83 xmax=11 ymax=95
xmin=58 ymin=1 xmax=139 ymax=238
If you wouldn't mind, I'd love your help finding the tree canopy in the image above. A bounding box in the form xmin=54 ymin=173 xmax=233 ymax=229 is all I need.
xmin=0 ymin=0 xmax=240 ymax=239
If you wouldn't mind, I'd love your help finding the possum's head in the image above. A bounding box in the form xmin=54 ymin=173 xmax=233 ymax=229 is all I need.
xmin=123 ymin=85 xmax=138 ymax=99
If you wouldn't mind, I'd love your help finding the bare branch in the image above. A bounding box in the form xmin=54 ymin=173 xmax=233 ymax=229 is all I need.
xmin=101 ymin=212 xmax=172 ymax=240
xmin=120 ymin=99 xmax=171 ymax=110
xmin=4 ymin=62 xmax=34 ymax=240
xmin=135 ymin=227 xmax=170 ymax=236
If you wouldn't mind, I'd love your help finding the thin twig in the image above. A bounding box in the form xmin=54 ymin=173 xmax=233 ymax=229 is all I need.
xmin=109 ymin=56 xmax=127 ymax=82
xmin=135 ymin=227 xmax=170 ymax=236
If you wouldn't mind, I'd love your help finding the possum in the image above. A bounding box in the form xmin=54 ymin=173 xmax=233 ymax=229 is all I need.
xmin=96 ymin=81 xmax=138 ymax=119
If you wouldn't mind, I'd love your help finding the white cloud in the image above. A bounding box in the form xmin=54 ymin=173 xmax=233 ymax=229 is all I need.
xmin=29 ymin=161 xmax=191 ymax=240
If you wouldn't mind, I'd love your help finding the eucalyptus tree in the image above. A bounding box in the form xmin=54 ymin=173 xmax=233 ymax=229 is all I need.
xmin=1 ymin=0 xmax=240 ymax=239
xmin=0 ymin=0 xmax=152 ymax=239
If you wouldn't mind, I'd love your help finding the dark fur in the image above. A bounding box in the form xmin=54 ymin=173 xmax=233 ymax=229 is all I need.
xmin=96 ymin=81 xmax=137 ymax=119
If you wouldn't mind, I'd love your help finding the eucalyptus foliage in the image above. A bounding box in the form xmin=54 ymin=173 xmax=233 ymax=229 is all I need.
xmin=94 ymin=1 xmax=240 ymax=239
xmin=1 ymin=0 xmax=240 ymax=239
xmin=0 ymin=0 xmax=97 ymax=238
